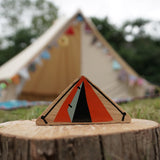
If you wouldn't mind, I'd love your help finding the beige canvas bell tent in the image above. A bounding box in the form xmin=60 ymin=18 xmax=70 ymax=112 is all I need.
xmin=0 ymin=11 xmax=154 ymax=102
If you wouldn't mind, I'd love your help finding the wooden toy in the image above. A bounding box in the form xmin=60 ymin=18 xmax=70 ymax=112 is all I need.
xmin=36 ymin=76 xmax=131 ymax=125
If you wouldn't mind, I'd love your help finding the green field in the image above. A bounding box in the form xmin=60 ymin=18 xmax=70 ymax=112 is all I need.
xmin=0 ymin=97 xmax=160 ymax=123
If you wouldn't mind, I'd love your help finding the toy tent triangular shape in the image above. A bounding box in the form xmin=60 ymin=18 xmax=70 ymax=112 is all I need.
xmin=36 ymin=76 xmax=131 ymax=125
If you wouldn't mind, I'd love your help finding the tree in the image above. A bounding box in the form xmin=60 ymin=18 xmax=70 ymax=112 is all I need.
xmin=0 ymin=28 xmax=36 ymax=65
xmin=91 ymin=17 xmax=125 ymax=50
xmin=0 ymin=0 xmax=58 ymax=65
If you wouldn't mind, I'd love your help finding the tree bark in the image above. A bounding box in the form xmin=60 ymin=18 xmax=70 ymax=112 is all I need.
xmin=0 ymin=119 xmax=159 ymax=160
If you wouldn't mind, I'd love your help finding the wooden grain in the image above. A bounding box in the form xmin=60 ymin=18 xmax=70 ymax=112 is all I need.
xmin=0 ymin=119 xmax=159 ymax=160
xmin=36 ymin=76 xmax=131 ymax=125
xmin=0 ymin=119 xmax=158 ymax=139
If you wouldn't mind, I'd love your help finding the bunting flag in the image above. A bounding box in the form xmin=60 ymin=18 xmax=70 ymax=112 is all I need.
xmin=18 ymin=68 xmax=30 ymax=80
xmin=36 ymin=76 xmax=131 ymax=125
xmin=58 ymin=35 xmax=69 ymax=47
xmin=41 ymin=50 xmax=51 ymax=59
xmin=65 ymin=26 xmax=74 ymax=35
xmin=85 ymin=23 xmax=92 ymax=33
xmin=28 ymin=63 xmax=36 ymax=72
xmin=91 ymin=36 xmax=97 ymax=45
xmin=11 ymin=75 xmax=20 ymax=84
xmin=128 ymin=75 xmax=137 ymax=86
xmin=137 ymin=78 xmax=144 ymax=86
xmin=118 ymin=69 xmax=128 ymax=82
xmin=112 ymin=60 xmax=122 ymax=70
xmin=76 ymin=14 xmax=83 ymax=22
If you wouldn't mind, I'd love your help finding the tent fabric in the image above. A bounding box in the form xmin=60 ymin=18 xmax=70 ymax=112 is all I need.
xmin=21 ymin=23 xmax=81 ymax=98
xmin=0 ymin=84 xmax=17 ymax=102
xmin=0 ymin=10 xmax=154 ymax=101
xmin=0 ymin=16 xmax=72 ymax=81
xmin=80 ymin=23 xmax=146 ymax=99
xmin=0 ymin=10 xmax=139 ymax=81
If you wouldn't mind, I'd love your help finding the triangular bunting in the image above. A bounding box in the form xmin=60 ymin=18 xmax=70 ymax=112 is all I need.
xmin=85 ymin=23 xmax=92 ymax=33
xmin=65 ymin=26 xmax=74 ymax=35
xmin=112 ymin=60 xmax=122 ymax=70
xmin=36 ymin=76 xmax=131 ymax=125
xmin=76 ymin=14 xmax=83 ymax=21
xmin=40 ymin=50 xmax=50 ymax=59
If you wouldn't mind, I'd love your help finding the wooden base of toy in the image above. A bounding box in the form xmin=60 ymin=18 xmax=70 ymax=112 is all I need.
xmin=0 ymin=119 xmax=159 ymax=160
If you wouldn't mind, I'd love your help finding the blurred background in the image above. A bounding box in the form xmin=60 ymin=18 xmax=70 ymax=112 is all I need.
xmin=0 ymin=0 xmax=160 ymax=123
xmin=0 ymin=0 xmax=160 ymax=85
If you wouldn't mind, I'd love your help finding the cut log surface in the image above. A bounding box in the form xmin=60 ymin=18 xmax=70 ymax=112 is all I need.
xmin=0 ymin=119 xmax=159 ymax=160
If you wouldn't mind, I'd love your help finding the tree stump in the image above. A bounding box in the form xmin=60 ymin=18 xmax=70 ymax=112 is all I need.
xmin=0 ymin=119 xmax=159 ymax=160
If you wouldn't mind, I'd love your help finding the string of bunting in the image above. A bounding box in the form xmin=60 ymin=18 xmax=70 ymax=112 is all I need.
xmin=0 ymin=49 xmax=52 ymax=95
xmin=0 ymin=15 xmax=148 ymax=98
xmin=0 ymin=16 xmax=89 ymax=96
xmin=118 ymin=69 xmax=145 ymax=87
xmin=86 ymin=26 xmax=145 ymax=88
xmin=0 ymin=18 xmax=79 ymax=94
xmin=58 ymin=35 xmax=69 ymax=47
xmin=76 ymin=14 xmax=84 ymax=22
xmin=85 ymin=23 xmax=92 ymax=33
xmin=112 ymin=60 xmax=122 ymax=70
xmin=40 ymin=50 xmax=51 ymax=59
xmin=0 ymin=19 xmax=78 ymax=95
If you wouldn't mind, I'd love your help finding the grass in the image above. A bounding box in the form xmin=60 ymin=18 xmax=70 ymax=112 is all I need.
xmin=121 ymin=97 xmax=160 ymax=123
xmin=0 ymin=105 xmax=47 ymax=123
xmin=0 ymin=97 xmax=160 ymax=123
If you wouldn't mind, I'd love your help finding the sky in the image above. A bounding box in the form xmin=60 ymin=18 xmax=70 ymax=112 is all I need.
xmin=1 ymin=0 xmax=160 ymax=42
xmin=53 ymin=0 xmax=160 ymax=26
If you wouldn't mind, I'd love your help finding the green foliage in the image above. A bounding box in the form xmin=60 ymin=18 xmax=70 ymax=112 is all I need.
xmin=0 ymin=28 xmax=36 ymax=65
xmin=0 ymin=0 xmax=32 ymax=28
xmin=31 ymin=0 xmax=58 ymax=36
xmin=92 ymin=17 xmax=160 ymax=85
xmin=0 ymin=0 xmax=58 ymax=33
xmin=92 ymin=17 xmax=125 ymax=50
xmin=0 ymin=0 xmax=58 ymax=66
xmin=120 ymin=37 xmax=160 ymax=84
